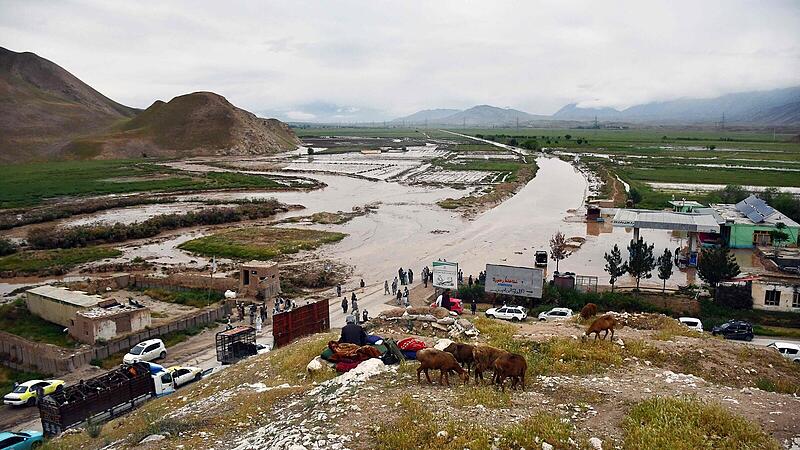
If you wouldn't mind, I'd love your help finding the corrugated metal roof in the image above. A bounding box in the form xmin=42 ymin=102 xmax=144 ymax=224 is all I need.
xmin=611 ymin=209 xmax=720 ymax=233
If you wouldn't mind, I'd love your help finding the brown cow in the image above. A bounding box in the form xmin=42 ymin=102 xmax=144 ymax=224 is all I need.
xmin=443 ymin=342 xmax=475 ymax=374
xmin=493 ymin=352 xmax=527 ymax=392
xmin=580 ymin=303 xmax=598 ymax=320
xmin=416 ymin=348 xmax=469 ymax=386
xmin=584 ymin=314 xmax=619 ymax=341
xmin=472 ymin=345 xmax=508 ymax=384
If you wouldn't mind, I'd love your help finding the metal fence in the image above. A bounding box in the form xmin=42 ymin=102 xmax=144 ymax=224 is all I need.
xmin=272 ymin=300 xmax=330 ymax=348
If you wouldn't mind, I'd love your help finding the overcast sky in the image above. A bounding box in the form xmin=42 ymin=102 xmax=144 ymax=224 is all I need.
xmin=2 ymin=0 xmax=799 ymax=122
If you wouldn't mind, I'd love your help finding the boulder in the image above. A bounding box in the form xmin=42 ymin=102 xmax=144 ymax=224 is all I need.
xmin=457 ymin=319 xmax=472 ymax=329
xmin=434 ymin=338 xmax=454 ymax=350
xmin=437 ymin=317 xmax=455 ymax=325
xmin=140 ymin=435 xmax=166 ymax=444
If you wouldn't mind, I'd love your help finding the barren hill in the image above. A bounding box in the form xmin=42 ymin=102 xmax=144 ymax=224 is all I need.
xmin=0 ymin=46 xmax=138 ymax=162
xmin=0 ymin=47 xmax=300 ymax=162
xmin=82 ymin=92 xmax=300 ymax=159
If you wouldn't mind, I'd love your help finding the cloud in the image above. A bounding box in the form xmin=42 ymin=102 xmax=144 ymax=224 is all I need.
xmin=285 ymin=110 xmax=316 ymax=121
xmin=1 ymin=0 xmax=798 ymax=121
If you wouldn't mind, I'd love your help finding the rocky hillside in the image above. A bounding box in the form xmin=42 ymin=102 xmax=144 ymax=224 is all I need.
xmin=0 ymin=47 xmax=299 ymax=162
xmin=46 ymin=312 xmax=800 ymax=450
xmin=0 ymin=46 xmax=137 ymax=162
xmin=82 ymin=92 xmax=300 ymax=159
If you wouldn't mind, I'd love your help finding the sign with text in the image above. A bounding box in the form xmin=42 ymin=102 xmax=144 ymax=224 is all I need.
xmin=432 ymin=260 xmax=458 ymax=289
xmin=485 ymin=264 xmax=543 ymax=298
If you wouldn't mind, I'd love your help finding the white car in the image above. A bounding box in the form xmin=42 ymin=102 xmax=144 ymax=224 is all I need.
xmin=678 ymin=317 xmax=704 ymax=332
xmin=766 ymin=342 xmax=800 ymax=363
xmin=123 ymin=339 xmax=167 ymax=364
xmin=167 ymin=366 xmax=203 ymax=387
xmin=485 ymin=305 xmax=527 ymax=322
xmin=538 ymin=307 xmax=574 ymax=322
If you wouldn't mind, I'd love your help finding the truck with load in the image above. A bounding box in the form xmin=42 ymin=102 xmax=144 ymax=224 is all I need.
xmin=38 ymin=362 xmax=174 ymax=436
xmin=216 ymin=326 xmax=258 ymax=365
xmin=534 ymin=251 xmax=548 ymax=268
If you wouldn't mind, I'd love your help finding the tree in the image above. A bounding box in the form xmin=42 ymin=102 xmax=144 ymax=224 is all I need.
xmin=697 ymin=247 xmax=740 ymax=294
xmin=716 ymin=185 xmax=747 ymax=203
xmin=604 ymin=244 xmax=627 ymax=292
xmin=576 ymin=139 xmax=583 ymax=144
xmin=770 ymin=222 xmax=790 ymax=257
xmin=657 ymin=248 xmax=673 ymax=293
xmin=564 ymin=134 xmax=572 ymax=140
xmin=549 ymin=231 xmax=568 ymax=272
xmin=628 ymin=188 xmax=642 ymax=206
xmin=626 ymin=238 xmax=656 ymax=290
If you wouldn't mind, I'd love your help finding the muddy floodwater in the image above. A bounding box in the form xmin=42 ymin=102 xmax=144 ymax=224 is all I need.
xmin=1 ymin=155 xmax=695 ymax=297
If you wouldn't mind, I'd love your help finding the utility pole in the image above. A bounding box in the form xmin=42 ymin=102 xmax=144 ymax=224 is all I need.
xmin=594 ymin=115 xmax=599 ymax=129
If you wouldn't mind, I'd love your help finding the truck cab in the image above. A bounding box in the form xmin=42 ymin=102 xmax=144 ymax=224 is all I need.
xmin=144 ymin=363 xmax=176 ymax=396
xmin=534 ymin=251 xmax=548 ymax=267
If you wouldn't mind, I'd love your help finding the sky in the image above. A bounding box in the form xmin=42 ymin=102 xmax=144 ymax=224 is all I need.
xmin=1 ymin=0 xmax=799 ymax=122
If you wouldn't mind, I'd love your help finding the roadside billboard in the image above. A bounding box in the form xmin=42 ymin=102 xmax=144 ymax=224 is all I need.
xmin=485 ymin=264 xmax=544 ymax=298
xmin=432 ymin=261 xmax=458 ymax=289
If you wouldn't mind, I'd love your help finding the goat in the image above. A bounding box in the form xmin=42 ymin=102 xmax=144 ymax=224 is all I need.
xmin=580 ymin=303 xmax=598 ymax=320
xmin=472 ymin=345 xmax=508 ymax=384
xmin=416 ymin=348 xmax=469 ymax=386
xmin=443 ymin=342 xmax=475 ymax=374
xmin=583 ymin=314 xmax=619 ymax=341
xmin=492 ymin=352 xmax=527 ymax=392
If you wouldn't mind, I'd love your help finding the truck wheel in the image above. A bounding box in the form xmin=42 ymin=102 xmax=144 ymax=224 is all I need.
xmin=745 ymin=334 xmax=753 ymax=342
xmin=512 ymin=317 xmax=519 ymax=322
xmin=195 ymin=373 xmax=202 ymax=381
xmin=159 ymin=351 xmax=166 ymax=359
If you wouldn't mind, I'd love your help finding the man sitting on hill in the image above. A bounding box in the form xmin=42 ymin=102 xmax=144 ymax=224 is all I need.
xmin=340 ymin=315 xmax=367 ymax=346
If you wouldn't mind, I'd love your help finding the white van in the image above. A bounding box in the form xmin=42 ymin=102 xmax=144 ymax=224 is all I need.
xmin=678 ymin=317 xmax=703 ymax=332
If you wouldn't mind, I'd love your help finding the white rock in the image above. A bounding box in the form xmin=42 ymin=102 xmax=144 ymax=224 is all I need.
xmin=542 ymin=442 xmax=554 ymax=450
xmin=140 ymin=434 xmax=166 ymax=444
xmin=436 ymin=430 xmax=448 ymax=438
xmin=288 ymin=445 xmax=307 ymax=450
xmin=434 ymin=338 xmax=454 ymax=350
xmin=589 ymin=437 xmax=603 ymax=449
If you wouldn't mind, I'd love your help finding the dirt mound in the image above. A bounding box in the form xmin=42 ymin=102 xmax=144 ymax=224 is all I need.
xmin=380 ymin=306 xmax=450 ymax=319
xmin=611 ymin=312 xmax=678 ymax=330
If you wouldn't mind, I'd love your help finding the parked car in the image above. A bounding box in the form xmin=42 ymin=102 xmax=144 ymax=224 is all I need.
xmin=711 ymin=320 xmax=754 ymax=341
xmin=538 ymin=307 xmax=574 ymax=322
xmin=123 ymin=339 xmax=167 ymax=364
xmin=431 ymin=295 xmax=464 ymax=314
xmin=0 ymin=430 xmax=43 ymax=449
xmin=485 ymin=305 xmax=527 ymax=321
xmin=781 ymin=266 xmax=800 ymax=275
xmin=678 ymin=317 xmax=704 ymax=332
xmin=167 ymin=366 xmax=202 ymax=387
xmin=3 ymin=379 xmax=64 ymax=406
xmin=534 ymin=251 xmax=548 ymax=267
xmin=766 ymin=342 xmax=800 ymax=363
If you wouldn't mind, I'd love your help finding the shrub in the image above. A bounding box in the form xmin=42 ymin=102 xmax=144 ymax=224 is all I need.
xmin=622 ymin=397 xmax=779 ymax=450
xmin=0 ymin=238 xmax=17 ymax=256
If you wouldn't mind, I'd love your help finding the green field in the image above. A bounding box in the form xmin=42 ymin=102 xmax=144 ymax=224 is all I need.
xmin=0 ymin=246 xmax=121 ymax=274
xmin=0 ymin=160 xmax=294 ymax=209
xmin=178 ymin=227 xmax=347 ymax=260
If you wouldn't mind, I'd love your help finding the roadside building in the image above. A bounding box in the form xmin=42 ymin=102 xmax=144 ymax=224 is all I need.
xmin=68 ymin=300 xmax=151 ymax=344
xmin=25 ymin=286 xmax=103 ymax=327
xmin=240 ymin=260 xmax=281 ymax=299
xmin=751 ymin=280 xmax=800 ymax=313
xmin=710 ymin=195 xmax=800 ymax=249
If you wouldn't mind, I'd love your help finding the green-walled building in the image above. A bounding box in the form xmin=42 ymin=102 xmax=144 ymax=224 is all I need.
xmin=709 ymin=195 xmax=799 ymax=249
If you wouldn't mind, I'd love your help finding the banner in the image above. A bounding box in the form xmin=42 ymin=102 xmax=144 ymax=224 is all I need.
xmin=485 ymin=264 xmax=543 ymax=298
xmin=432 ymin=260 xmax=458 ymax=289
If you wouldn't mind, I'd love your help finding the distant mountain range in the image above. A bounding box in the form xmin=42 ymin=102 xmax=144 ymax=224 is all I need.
xmin=0 ymin=47 xmax=298 ymax=162
xmin=395 ymin=87 xmax=800 ymax=127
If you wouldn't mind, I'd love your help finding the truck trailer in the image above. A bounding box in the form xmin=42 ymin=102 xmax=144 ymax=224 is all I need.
xmin=38 ymin=362 xmax=174 ymax=436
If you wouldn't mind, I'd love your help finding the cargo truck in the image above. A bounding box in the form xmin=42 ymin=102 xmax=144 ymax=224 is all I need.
xmin=38 ymin=362 xmax=174 ymax=436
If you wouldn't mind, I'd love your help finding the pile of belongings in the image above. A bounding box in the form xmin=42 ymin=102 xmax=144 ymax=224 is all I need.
xmin=397 ymin=337 xmax=427 ymax=360
xmin=321 ymin=335 xmax=406 ymax=373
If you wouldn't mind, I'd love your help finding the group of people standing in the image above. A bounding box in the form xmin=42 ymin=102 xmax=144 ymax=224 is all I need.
xmin=234 ymin=301 xmax=272 ymax=332
xmin=339 ymin=287 xmax=369 ymax=324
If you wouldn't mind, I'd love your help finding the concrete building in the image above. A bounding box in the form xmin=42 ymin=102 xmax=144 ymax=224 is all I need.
xmin=710 ymin=195 xmax=800 ymax=249
xmin=669 ymin=200 xmax=706 ymax=213
xmin=26 ymin=286 xmax=102 ymax=327
xmin=751 ymin=280 xmax=800 ymax=313
xmin=240 ymin=261 xmax=281 ymax=299
xmin=68 ymin=300 xmax=151 ymax=344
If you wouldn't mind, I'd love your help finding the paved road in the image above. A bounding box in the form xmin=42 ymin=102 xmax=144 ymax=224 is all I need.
xmin=728 ymin=335 xmax=800 ymax=347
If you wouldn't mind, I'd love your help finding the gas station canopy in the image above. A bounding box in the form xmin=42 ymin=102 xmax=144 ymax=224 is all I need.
xmin=611 ymin=209 xmax=720 ymax=233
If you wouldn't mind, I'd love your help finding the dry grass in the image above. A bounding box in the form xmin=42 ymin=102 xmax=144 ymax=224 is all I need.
xmin=453 ymin=385 xmax=512 ymax=408
xmin=622 ymin=397 xmax=780 ymax=450
xmin=373 ymin=396 xmax=573 ymax=450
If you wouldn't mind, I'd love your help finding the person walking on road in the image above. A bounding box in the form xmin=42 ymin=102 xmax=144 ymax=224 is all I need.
xmin=471 ymin=299 xmax=477 ymax=315
xmin=392 ymin=278 xmax=398 ymax=295
xmin=360 ymin=279 xmax=365 ymax=289
xmin=384 ymin=280 xmax=390 ymax=295
xmin=408 ymin=269 xmax=414 ymax=284
xmin=362 ymin=309 xmax=369 ymax=323
xmin=468 ymin=275 xmax=473 ymax=287
xmin=336 ymin=284 xmax=342 ymax=297
xmin=351 ymin=293 xmax=358 ymax=312
xmin=396 ymin=289 xmax=402 ymax=305
xmin=398 ymin=268 xmax=404 ymax=285
xmin=341 ymin=297 xmax=348 ymax=314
